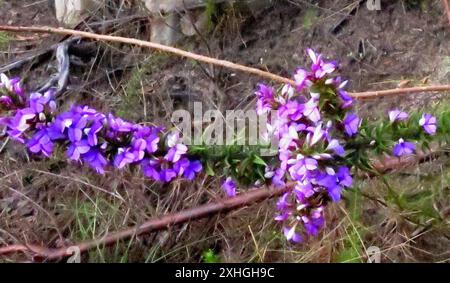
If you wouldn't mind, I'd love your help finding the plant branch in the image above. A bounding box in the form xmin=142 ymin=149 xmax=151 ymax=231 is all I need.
xmin=0 ymin=25 xmax=449 ymax=99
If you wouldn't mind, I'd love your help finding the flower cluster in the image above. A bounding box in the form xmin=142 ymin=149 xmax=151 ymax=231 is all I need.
xmin=0 ymin=74 xmax=202 ymax=183
xmin=254 ymin=49 xmax=357 ymax=242
xmin=388 ymin=109 xmax=437 ymax=157
xmin=251 ymin=50 xmax=440 ymax=243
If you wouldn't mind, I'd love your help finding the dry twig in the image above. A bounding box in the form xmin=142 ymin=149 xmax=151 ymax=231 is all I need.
xmin=0 ymin=25 xmax=449 ymax=99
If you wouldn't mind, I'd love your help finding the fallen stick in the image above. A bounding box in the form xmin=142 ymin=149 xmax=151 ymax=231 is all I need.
xmin=0 ymin=25 xmax=449 ymax=99
xmin=0 ymin=186 xmax=291 ymax=261
xmin=0 ymin=149 xmax=439 ymax=261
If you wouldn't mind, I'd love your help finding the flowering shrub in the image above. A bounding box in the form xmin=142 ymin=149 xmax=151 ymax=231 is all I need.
xmin=1 ymin=49 xmax=448 ymax=244
xmin=249 ymin=49 xmax=447 ymax=242
xmin=0 ymin=73 xmax=202 ymax=183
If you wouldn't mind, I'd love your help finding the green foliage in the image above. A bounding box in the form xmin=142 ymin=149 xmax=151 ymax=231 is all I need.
xmin=205 ymin=0 xmax=217 ymax=30
xmin=347 ymin=103 xmax=450 ymax=171
xmin=302 ymin=8 xmax=318 ymax=30
xmin=189 ymin=143 xmax=269 ymax=185
xmin=0 ymin=31 xmax=11 ymax=50
xmin=117 ymin=54 xmax=170 ymax=120
xmin=202 ymin=249 xmax=220 ymax=263
xmin=336 ymin=188 xmax=365 ymax=263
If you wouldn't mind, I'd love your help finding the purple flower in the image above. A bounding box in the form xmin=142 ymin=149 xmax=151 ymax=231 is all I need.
xmin=1 ymin=73 xmax=24 ymax=99
xmin=173 ymin=157 xmax=190 ymax=176
xmin=265 ymin=167 xmax=286 ymax=188
xmin=83 ymin=149 xmax=108 ymax=174
xmin=164 ymin=132 xmax=188 ymax=162
xmin=114 ymin=147 xmax=137 ymax=169
xmin=294 ymin=180 xmax=315 ymax=199
xmin=10 ymin=108 xmax=36 ymax=133
xmin=67 ymin=140 xmax=91 ymax=161
xmin=303 ymin=98 xmax=321 ymax=124
xmin=343 ymin=112 xmax=360 ymax=137
xmin=141 ymin=158 xmax=162 ymax=181
xmin=338 ymin=90 xmax=353 ymax=109
xmin=183 ymin=160 xmax=203 ymax=180
xmin=160 ymin=168 xmax=177 ymax=183
xmin=146 ymin=133 xmax=160 ymax=153
xmin=141 ymin=158 xmax=177 ymax=183
xmin=222 ymin=177 xmax=237 ymax=197
xmin=0 ymin=95 xmax=13 ymax=108
xmin=388 ymin=109 xmax=409 ymax=123
xmin=337 ymin=166 xmax=352 ymax=188
xmin=393 ymin=138 xmax=415 ymax=157
xmin=302 ymin=212 xmax=324 ymax=236
xmin=165 ymin=143 xmax=188 ymax=163
xmin=29 ymin=91 xmax=54 ymax=114
xmin=306 ymin=123 xmax=325 ymax=146
xmin=107 ymin=114 xmax=133 ymax=133
xmin=68 ymin=115 xmax=88 ymax=142
xmin=294 ymin=68 xmax=310 ymax=91
xmin=173 ymin=158 xmax=202 ymax=180
xmin=279 ymin=125 xmax=299 ymax=150
xmin=27 ymin=129 xmax=53 ymax=157
xmin=307 ymin=49 xmax=337 ymax=80
xmin=326 ymin=139 xmax=345 ymax=156
xmin=283 ymin=226 xmax=302 ymax=243
xmin=419 ymin=113 xmax=437 ymax=135
xmin=255 ymin=83 xmax=275 ymax=115
xmin=288 ymin=156 xmax=318 ymax=181
xmin=85 ymin=119 xmax=104 ymax=146
xmin=278 ymin=101 xmax=304 ymax=121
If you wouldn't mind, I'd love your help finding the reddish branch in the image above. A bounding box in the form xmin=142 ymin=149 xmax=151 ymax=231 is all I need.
xmin=0 ymin=186 xmax=292 ymax=261
xmin=443 ymin=0 xmax=450 ymax=28
xmin=0 ymin=150 xmax=438 ymax=261
xmin=0 ymin=25 xmax=449 ymax=99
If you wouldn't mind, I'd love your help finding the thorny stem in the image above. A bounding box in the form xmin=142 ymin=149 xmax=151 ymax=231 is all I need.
xmin=0 ymin=25 xmax=449 ymax=99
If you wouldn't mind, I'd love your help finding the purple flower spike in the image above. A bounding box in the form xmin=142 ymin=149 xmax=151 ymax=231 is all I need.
xmin=388 ymin=109 xmax=409 ymax=123
xmin=393 ymin=138 xmax=415 ymax=157
xmin=419 ymin=113 xmax=437 ymax=135
xmin=222 ymin=177 xmax=237 ymax=197
xmin=343 ymin=112 xmax=360 ymax=137
xmin=283 ymin=226 xmax=303 ymax=243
